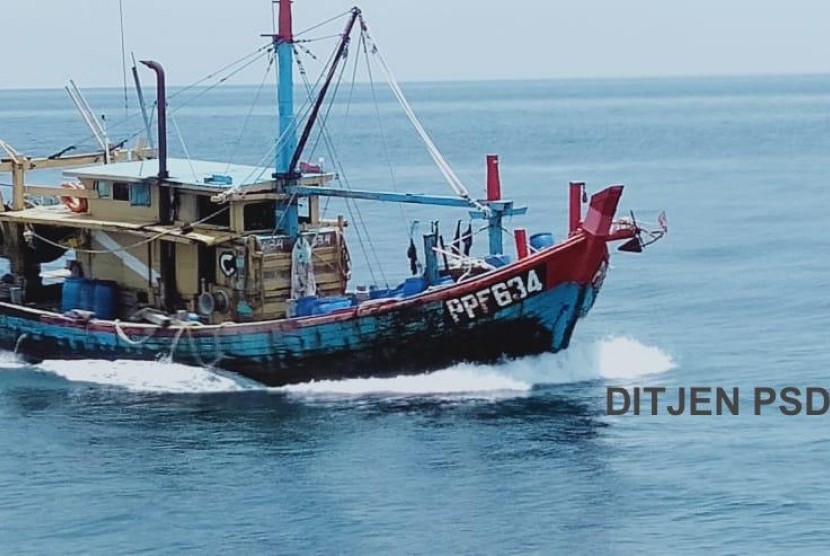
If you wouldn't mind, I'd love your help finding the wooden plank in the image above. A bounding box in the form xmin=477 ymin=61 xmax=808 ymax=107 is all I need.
xmin=12 ymin=161 xmax=24 ymax=211
xmin=0 ymin=207 xmax=234 ymax=246
xmin=175 ymin=243 xmax=200 ymax=296
xmin=260 ymin=247 xmax=342 ymax=271
xmin=260 ymin=301 xmax=287 ymax=312
xmin=260 ymin=270 xmax=343 ymax=289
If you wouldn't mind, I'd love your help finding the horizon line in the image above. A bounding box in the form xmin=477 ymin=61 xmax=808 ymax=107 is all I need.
xmin=1 ymin=70 xmax=828 ymax=92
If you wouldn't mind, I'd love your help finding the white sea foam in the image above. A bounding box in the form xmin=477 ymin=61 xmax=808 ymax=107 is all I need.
xmin=279 ymin=367 xmax=530 ymax=399
xmin=280 ymin=336 xmax=676 ymax=399
xmin=0 ymin=350 xmax=27 ymax=370
xmin=35 ymin=358 xmax=257 ymax=394
xmin=23 ymin=336 xmax=674 ymax=396
xmin=595 ymin=336 xmax=677 ymax=380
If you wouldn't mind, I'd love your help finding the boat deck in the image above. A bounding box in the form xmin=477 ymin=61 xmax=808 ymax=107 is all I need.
xmin=0 ymin=204 xmax=235 ymax=246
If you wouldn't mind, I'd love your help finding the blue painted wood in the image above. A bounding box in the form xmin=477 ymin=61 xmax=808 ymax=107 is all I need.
xmin=286 ymin=186 xmax=530 ymax=257
xmin=276 ymin=39 xmax=296 ymax=175
xmin=0 ymin=229 xmax=613 ymax=386
xmin=0 ymin=280 xmax=601 ymax=386
xmin=286 ymin=185 xmax=479 ymax=208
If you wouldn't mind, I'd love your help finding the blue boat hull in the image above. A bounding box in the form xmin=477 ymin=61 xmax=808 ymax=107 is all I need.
xmin=0 ymin=283 xmax=599 ymax=386
xmin=0 ymin=232 xmax=611 ymax=386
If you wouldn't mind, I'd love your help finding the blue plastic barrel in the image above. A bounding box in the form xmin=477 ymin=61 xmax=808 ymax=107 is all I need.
xmin=402 ymin=277 xmax=427 ymax=296
xmin=295 ymin=296 xmax=318 ymax=317
xmin=530 ymin=232 xmax=555 ymax=251
xmin=312 ymin=296 xmax=353 ymax=316
xmin=61 ymin=277 xmax=83 ymax=313
xmin=93 ymin=280 xmax=118 ymax=319
xmin=77 ymin=279 xmax=96 ymax=311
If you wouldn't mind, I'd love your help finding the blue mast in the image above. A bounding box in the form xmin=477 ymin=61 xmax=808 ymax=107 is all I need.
xmin=275 ymin=0 xmax=297 ymax=175
xmin=273 ymin=0 xmax=299 ymax=238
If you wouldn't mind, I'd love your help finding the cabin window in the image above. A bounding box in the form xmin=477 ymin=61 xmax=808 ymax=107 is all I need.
xmin=130 ymin=183 xmax=151 ymax=206
xmin=244 ymin=202 xmax=276 ymax=231
xmin=197 ymin=195 xmax=230 ymax=227
xmin=95 ymin=181 xmax=111 ymax=199
xmin=113 ymin=182 xmax=130 ymax=201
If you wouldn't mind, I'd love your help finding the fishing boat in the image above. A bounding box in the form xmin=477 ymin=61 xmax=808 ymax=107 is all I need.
xmin=0 ymin=3 xmax=665 ymax=386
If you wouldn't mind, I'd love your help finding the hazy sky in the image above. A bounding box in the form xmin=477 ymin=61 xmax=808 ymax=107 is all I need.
xmin=2 ymin=0 xmax=830 ymax=89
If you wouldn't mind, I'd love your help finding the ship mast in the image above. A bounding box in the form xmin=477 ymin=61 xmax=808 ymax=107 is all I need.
xmin=269 ymin=4 xmax=523 ymax=257
xmin=275 ymin=0 xmax=297 ymax=175
xmin=272 ymin=0 xmax=300 ymax=238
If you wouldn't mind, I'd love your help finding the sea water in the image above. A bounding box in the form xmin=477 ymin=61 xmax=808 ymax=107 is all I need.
xmin=1 ymin=75 xmax=829 ymax=553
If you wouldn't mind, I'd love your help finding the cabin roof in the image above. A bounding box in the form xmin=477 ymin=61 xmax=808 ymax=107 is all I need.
xmin=64 ymin=158 xmax=275 ymax=190
xmin=0 ymin=203 xmax=238 ymax=245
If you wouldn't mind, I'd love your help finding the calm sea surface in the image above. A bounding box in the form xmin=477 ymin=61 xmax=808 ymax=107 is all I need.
xmin=1 ymin=75 xmax=830 ymax=554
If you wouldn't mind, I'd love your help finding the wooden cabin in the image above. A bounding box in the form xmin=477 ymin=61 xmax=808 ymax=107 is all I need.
xmin=0 ymin=157 xmax=350 ymax=322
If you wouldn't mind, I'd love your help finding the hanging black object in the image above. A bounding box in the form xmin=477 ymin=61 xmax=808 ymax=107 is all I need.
xmin=407 ymin=238 xmax=419 ymax=275
xmin=463 ymin=223 xmax=473 ymax=256
xmin=452 ymin=220 xmax=462 ymax=255
xmin=618 ymin=237 xmax=643 ymax=253
xmin=438 ymin=235 xmax=450 ymax=272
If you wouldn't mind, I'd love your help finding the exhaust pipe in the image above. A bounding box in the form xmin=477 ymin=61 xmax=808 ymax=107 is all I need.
xmin=140 ymin=60 xmax=178 ymax=311
xmin=139 ymin=60 xmax=168 ymax=182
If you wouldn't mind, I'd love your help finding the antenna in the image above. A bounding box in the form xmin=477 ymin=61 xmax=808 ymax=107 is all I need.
xmin=118 ymin=0 xmax=129 ymax=115
xmin=65 ymin=80 xmax=111 ymax=163
xmin=131 ymin=52 xmax=154 ymax=148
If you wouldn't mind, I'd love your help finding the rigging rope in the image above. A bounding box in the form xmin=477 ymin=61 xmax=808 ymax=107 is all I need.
xmin=294 ymin=42 xmax=388 ymax=286
xmin=359 ymin=16 xmax=490 ymax=216
xmin=27 ymin=205 xmax=230 ymax=255
xmin=294 ymin=9 xmax=354 ymax=38
xmin=162 ymin=48 xmax=273 ymax=117
xmin=242 ymin=45 xmax=344 ymax=240
xmin=184 ymin=325 xmax=225 ymax=368
xmin=114 ymin=319 xmax=159 ymax=346
xmin=359 ymin=29 xmax=411 ymax=240
xmin=296 ymin=34 xmax=344 ymax=45
xmin=225 ymin=51 xmax=276 ymax=174
xmin=169 ymin=113 xmax=197 ymax=182
xmin=58 ymin=45 xmax=273 ymax=155
xmin=219 ymin=46 xmax=332 ymax=200
xmin=295 ymin=41 xmax=342 ymax=160
xmin=168 ymin=45 xmax=273 ymax=104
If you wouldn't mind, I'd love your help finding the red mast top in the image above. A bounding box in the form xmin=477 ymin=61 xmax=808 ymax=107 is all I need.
xmin=278 ymin=0 xmax=293 ymax=41
xmin=486 ymin=154 xmax=502 ymax=201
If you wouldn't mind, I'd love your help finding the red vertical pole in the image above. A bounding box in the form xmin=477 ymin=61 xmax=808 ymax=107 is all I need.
xmin=278 ymin=0 xmax=293 ymax=40
xmin=486 ymin=154 xmax=501 ymax=201
xmin=569 ymin=181 xmax=584 ymax=235
xmin=514 ymin=228 xmax=529 ymax=260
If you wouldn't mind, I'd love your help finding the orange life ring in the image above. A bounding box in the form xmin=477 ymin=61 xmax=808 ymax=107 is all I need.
xmin=60 ymin=182 xmax=88 ymax=213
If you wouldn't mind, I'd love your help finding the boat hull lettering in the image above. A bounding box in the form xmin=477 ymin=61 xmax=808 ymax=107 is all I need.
xmin=445 ymin=265 xmax=546 ymax=324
